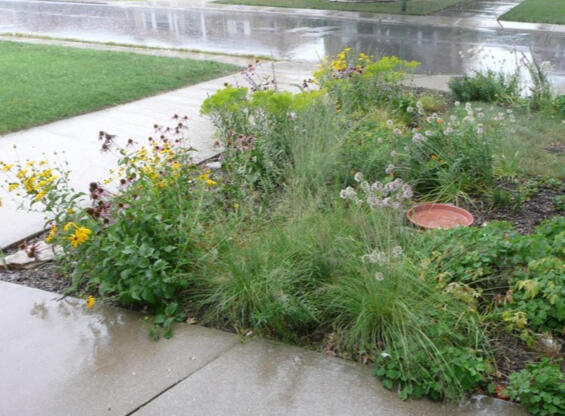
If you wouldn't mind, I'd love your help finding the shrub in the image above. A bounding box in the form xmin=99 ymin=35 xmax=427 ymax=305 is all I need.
xmin=1 ymin=122 xmax=222 ymax=337
xmin=449 ymin=70 xmax=520 ymax=105
xmin=314 ymin=49 xmax=419 ymax=113
xmin=388 ymin=102 xmax=502 ymax=202
xmin=504 ymin=359 xmax=565 ymax=416
xmin=202 ymin=87 xmax=331 ymax=197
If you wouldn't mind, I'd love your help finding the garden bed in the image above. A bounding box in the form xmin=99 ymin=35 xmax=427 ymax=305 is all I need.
xmin=2 ymin=51 xmax=565 ymax=414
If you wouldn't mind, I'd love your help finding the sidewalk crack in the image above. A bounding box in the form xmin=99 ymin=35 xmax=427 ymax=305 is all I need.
xmin=126 ymin=340 xmax=239 ymax=415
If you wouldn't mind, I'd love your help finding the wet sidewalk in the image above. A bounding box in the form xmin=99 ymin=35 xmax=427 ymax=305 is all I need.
xmin=0 ymin=280 xmax=527 ymax=415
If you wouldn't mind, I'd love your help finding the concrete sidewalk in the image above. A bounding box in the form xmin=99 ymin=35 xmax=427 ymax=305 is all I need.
xmin=0 ymin=281 xmax=526 ymax=415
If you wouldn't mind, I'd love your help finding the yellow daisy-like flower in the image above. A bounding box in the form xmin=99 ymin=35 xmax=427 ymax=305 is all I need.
xmin=34 ymin=190 xmax=47 ymax=202
xmin=1 ymin=163 xmax=13 ymax=172
xmin=8 ymin=183 xmax=18 ymax=192
xmin=63 ymin=222 xmax=77 ymax=231
xmin=45 ymin=225 xmax=57 ymax=243
xmin=197 ymin=171 xmax=210 ymax=182
xmin=205 ymin=179 xmax=217 ymax=187
xmin=65 ymin=223 xmax=92 ymax=247
xmin=86 ymin=296 xmax=96 ymax=309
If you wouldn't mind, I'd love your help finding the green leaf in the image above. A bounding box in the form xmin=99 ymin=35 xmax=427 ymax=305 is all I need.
xmin=165 ymin=302 xmax=178 ymax=316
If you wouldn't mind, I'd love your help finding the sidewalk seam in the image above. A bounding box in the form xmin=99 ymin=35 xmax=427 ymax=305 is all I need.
xmin=126 ymin=340 xmax=241 ymax=415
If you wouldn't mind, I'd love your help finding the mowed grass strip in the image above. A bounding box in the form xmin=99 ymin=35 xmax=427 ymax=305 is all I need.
xmin=215 ymin=0 xmax=467 ymax=15
xmin=0 ymin=41 xmax=239 ymax=134
xmin=501 ymin=0 xmax=565 ymax=25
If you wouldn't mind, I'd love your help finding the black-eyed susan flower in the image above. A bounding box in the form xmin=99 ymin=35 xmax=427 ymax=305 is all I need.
xmin=86 ymin=296 xmax=96 ymax=309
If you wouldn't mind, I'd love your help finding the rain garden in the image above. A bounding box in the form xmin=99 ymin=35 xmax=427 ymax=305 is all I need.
xmin=2 ymin=49 xmax=565 ymax=415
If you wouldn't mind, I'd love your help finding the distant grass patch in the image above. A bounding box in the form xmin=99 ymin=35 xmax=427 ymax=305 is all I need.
xmin=495 ymin=105 xmax=565 ymax=178
xmin=501 ymin=0 xmax=565 ymax=25
xmin=0 ymin=41 xmax=239 ymax=134
xmin=215 ymin=0 xmax=467 ymax=16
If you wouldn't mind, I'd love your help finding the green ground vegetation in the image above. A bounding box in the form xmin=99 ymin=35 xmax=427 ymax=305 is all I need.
xmin=215 ymin=0 xmax=466 ymax=16
xmin=2 ymin=49 xmax=564 ymax=413
xmin=0 ymin=41 xmax=238 ymax=134
xmin=501 ymin=0 xmax=565 ymax=25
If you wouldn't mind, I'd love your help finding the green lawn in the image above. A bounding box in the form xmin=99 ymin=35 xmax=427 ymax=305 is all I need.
xmin=0 ymin=41 xmax=239 ymax=134
xmin=215 ymin=0 xmax=466 ymax=15
xmin=500 ymin=0 xmax=565 ymax=24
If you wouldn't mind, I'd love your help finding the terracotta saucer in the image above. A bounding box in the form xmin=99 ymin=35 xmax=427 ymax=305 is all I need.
xmin=407 ymin=203 xmax=474 ymax=230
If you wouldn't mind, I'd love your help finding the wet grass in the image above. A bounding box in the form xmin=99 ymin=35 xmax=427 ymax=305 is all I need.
xmin=215 ymin=0 xmax=467 ymax=16
xmin=0 ymin=41 xmax=239 ymax=134
xmin=500 ymin=0 xmax=565 ymax=25
xmin=494 ymin=105 xmax=565 ymax=178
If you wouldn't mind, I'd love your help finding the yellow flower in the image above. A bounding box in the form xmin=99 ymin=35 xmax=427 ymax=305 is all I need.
xmin=171 ymin=162 xmax=182 ymax=171
xmin=233 ymin=203 xmax=240 ymax=209
xmin=156 ymin=180 xmax=167 ymax=188
xmin=197 ymin=171 xmax=210 ymax=182
xmin=8 ymin=183 xmax=18 ymax=192
xmin=34 ymin=190 xmax=47 ymax=202
xmin=16 ymin=169 xmax=28 ymax=179
xmin=39 ymin=159 xmax=48 ymax=166
xmin=68 ymin=226 xmax=92 ymax=247
xmin=1 ymin=163 xmax=13 ymax=172
xmin=24 ymin=176 xmax=38 ymax=193
xmin=46 ymin=225 xmax=57 ymax=243
xmin=205 ymin=179 xmax=217 ymax=186
xmin=64 ymin=222 xmax=77 ymax=231
xmin=86 ymin=296 xmax=96 ymax=309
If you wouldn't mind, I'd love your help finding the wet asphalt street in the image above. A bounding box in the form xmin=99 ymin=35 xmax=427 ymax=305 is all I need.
xmin=0 ymin=0 xmax=564 ymax=85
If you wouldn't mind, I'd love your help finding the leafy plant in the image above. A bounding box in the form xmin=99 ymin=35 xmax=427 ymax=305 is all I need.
xmin=314 ymin=49 xmax=419 ymax=113
xmin=449 ymin=70 xmax=520 ymax=105
xmin=504 ymin=359 xmax=565 ymax=416
xmin=419 ymin=217 xmax=565 ymax=336
xmin=375 ymin=346 xmax=487 ymax=401
xmin=554 ymin=95 xmax=565 ymax=116
xmin=554 ymin=195 xmax=565 ymax=211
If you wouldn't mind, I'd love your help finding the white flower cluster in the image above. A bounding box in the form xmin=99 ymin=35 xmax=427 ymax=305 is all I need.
xmin=361 ymin=245 xmax=403 ymax=264
xmin=361 ymin=245 xmax=404 ymax=282
xmin=340 ymin=171 xmax=413 ymax=211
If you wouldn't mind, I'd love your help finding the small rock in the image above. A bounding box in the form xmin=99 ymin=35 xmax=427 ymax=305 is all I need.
xmin=205 ymin=161 xmax=222 ymax=170
xmin=2 ymin=242 xmax=62 ymax=270
xmin=538 ymin=334 xmax=562 ymax=354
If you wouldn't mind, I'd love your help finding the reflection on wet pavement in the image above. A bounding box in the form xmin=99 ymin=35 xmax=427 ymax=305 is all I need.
xmin=0 ymin=0 xmax=564 ymax=87
xmin=0 ymin=280 xmax=238 ymax=416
